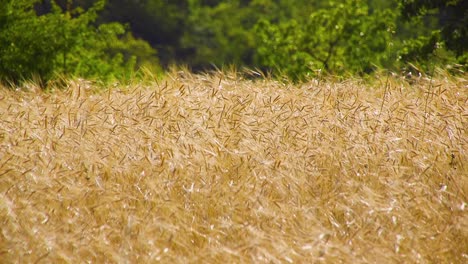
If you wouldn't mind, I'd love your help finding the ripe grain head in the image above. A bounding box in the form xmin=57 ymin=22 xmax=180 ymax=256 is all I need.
xmin=0 ymin=73 xmax=466 ymax=263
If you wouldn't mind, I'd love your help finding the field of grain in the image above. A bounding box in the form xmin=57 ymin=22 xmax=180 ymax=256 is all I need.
xmin=0 ymin=72 xmax=466 ymax=263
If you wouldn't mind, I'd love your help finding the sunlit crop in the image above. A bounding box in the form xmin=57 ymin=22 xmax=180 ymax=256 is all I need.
xmin=0 ymin=72 xmax=466 ymax=263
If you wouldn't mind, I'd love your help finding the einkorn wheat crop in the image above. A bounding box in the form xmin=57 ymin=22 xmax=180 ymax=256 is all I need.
xmin=0 ymin=72 xmax=466 ymax=263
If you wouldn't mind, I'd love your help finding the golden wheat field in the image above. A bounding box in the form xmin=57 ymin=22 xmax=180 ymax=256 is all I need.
xmin=0 ymin=71 xmax=466 ymax=263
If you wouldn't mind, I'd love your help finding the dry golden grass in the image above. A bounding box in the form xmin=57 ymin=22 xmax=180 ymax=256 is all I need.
xmin=0 ymin=72 xmax=466 ymax=263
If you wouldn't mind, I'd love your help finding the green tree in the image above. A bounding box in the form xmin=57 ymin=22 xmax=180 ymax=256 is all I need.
xmin=398 ymin=0 xmax=467 ymax=67
xmin=181 ymin=0 xmax=257 ymax=69
xmin=255 ymin=0 xmax=397 ymax=80
xmin=0 ymin=0 xmax=59 ymax=83
xmin=99 ymin=0 xmax=189 ymax=66
xmin=180 ymin=0 xmax=323 ymax=71
xmin=0 ymin=0 xmax=159 ymax=85
xmin=400 ymin=0 xmax=467 ymax=57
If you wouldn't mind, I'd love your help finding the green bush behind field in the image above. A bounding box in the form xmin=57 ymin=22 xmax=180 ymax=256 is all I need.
xmin=0 ymin=0 xmax=466 ymax=85
xmin=0 ymin=0 xmax=159 ymax=85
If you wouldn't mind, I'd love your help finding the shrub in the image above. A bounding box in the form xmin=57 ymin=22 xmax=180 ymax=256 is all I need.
xmin=255 ymin=0 xmax=396 ymax=80
xmin=0 ymin=0 xmax=159 ymax=86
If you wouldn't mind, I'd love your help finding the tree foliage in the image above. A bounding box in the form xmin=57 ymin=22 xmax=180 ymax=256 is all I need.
xmin=400 ymin=0 xmax=467 ymax=56
xmin=180 ymin=0 xmax=257 ymax=70
xmin=0 ymin=0 xmax=159 ymax=85
xmin=99 ymin=0 xmax=188 ymax=66
xmin=398 ymin=0 xmax=467 ymax=68
xmin=255 ymin=0 xmax=396 ymax=79
xmin=1 ymin=0 xmax=465 ymax=84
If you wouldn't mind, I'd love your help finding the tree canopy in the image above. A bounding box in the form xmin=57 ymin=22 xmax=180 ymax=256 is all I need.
xmin=0 ymin=0 xmax=158 ymax=85
xmin=0 ymin=0 xmax=465 ymax=84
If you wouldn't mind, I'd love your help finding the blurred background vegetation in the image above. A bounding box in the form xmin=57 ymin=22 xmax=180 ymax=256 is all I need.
xmin=1 ymin=0 xmax=466 ymax=84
